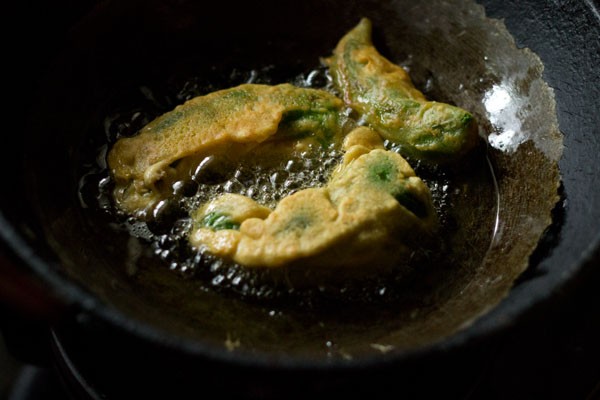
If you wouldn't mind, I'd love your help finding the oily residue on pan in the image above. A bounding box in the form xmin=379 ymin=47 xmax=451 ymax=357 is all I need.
xmin=52 ymin=0 xmax=562 ymax=359
xmin=367 ymin=0 xmax=563 ymax=346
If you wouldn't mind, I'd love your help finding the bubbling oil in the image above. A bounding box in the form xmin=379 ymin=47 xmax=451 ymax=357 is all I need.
xmin=81 ymin=65 xmax=477 ymax=305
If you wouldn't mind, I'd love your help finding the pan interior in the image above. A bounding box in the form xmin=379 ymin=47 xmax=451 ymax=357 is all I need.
xmin=25 ymin=0 xmax=561 ymax=360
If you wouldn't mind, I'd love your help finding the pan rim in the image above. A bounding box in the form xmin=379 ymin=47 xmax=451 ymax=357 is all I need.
xmin=2 ymin=209 xmax=600 ymax=370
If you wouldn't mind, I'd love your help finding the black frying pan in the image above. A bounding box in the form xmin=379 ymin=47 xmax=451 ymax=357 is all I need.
xmin=1 ymin=0 xmax=599 ymax=397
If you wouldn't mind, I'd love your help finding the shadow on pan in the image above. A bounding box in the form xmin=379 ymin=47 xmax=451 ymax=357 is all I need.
xmin=1 ymin=0 xmax=599 ymax=397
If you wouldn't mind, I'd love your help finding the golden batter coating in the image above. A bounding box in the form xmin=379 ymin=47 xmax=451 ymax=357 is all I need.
xmin=190 ymin=127 xmax=436 ymax=268
xmin=325 ymin=18 xmax=479 ymax=163
xmin=108 ymin=83 xmax=345 ymax=216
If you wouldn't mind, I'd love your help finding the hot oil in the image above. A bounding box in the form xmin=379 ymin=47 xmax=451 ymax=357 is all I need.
xmin=79 ymin=64 xmax=499 ymax=311
xmin=149 ymin=141 xmax=347 ymax=302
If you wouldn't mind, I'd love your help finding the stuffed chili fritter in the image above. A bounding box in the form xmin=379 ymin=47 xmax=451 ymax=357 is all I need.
xmin=189 ymin=127 xmax=436 ymax=268
xmin=108 ymin=84 xmax=346 ymax=216
xmin=325 ymin=18 xmax=479 ymax=163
